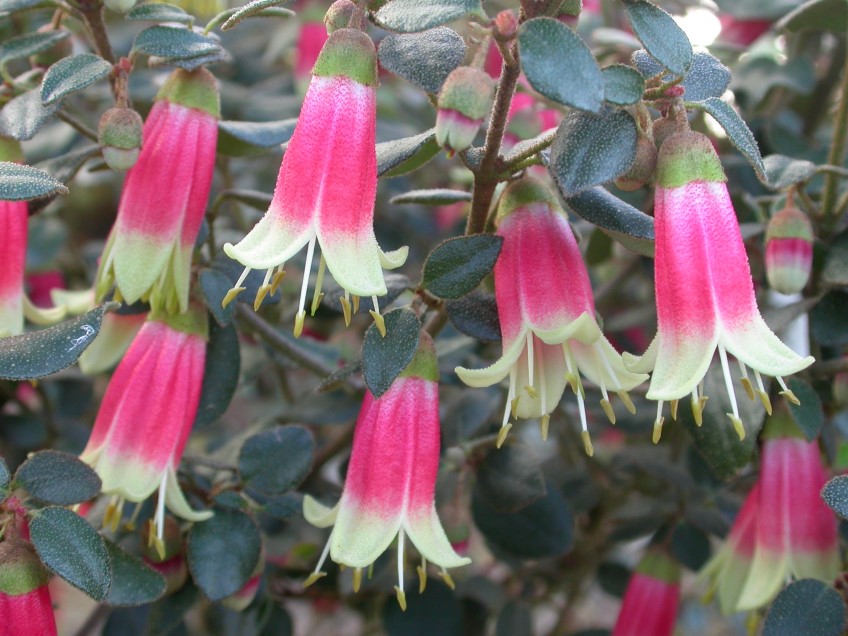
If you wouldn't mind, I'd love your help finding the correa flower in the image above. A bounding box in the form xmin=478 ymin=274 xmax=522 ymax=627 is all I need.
xmin=303 ymin=333 xmax=470 ymax=610
xmin=612 ymin=549 xmax=680 ymax=636
xmin=698 ymin=416 xmax=839 ymax=614
xmin=765 ymin=205 xmax=814 ymax=295
xmin=435 ymin=66 xmax=495 ymax=155
xmin=624 ymin=130 xmax=814 ymax=442
xmin=80 ymin=307 xmax=211 ymax=554
xmin=455 ymin=177 xmax=647 ymax=453
xmin=95 ymin=68 xmax=219 ymax=316
xmin=222 ymin=28 xmax=407 ymax=338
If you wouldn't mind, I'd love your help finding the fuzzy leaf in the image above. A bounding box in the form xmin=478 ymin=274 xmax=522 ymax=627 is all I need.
xmin=763 ymin=154 xmax=817 ymax=190
xmin=41 ymin=54 xmax=113 ymax=106
xmin=445 ymin=291 xmax=501 ymax=342
xmin=0 ymin=89 xmax=59 ymax=141
xmin=0 ymin=31 xmax=69 ymax=65
xmin=239 ymin=425 xmax=314 ymax=495
xmin=422 ymin=234 xmax=503 ymax=299
xmin=602 ymin=64 xmax=645 ymax=105
xmin=378 ymin=28 xmax=466 ymax=93
xmin=221 ymin=0 xmax=294 ymax=31
xmin=0 ymin=161 xmax=67 ymax=201
xmin=390 ymin=188 xmax=470 ymax=206
xmin=104 ymin=541 xmax=167 ymax=607
xmin=132 ymin=26 xmax=221 ymax=61
xmin=14 ymin=450 xmax=101 ymax=505
xmin=563 ymin=187 xmax=654 ymax=256
xmin=763 ymin=579 xmax=847 ymax=636
xmin=632 ymin=49 xmax=729 ymax=102
xmin=696 ymin=97 xmax=766 ymax=180
xmin=194 ymin=320 xmax=240 ymax=427
xmin=623 ymin=0 xmax=692 ymax=76
xmin=377 ymin=129 xmax=440 ymax=177
xmin=362 ymin=308 xmax=421 ymax=398
xmin=785 ymin=377 xmax=824 ymax=441
xmin=126 ymin=2 xmax=193 ymax=22
xmin=821 ymin=476 xmax=848 ymax=520
xmin=375 ymin=0 xmax=486 ymax=33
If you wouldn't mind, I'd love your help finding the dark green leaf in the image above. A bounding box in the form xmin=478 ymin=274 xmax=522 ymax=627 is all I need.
xmin=377 ymin=129 xmax=440 ymax=177
xmin=362 ymin=307 xmax=421 ymax=398
xmin=475 ymin=444 xmax=546 ymax=513
xmin=518 ymin=17 xmax=604 ymax=113
xmin=598 ymin=562 xmax=631 ymax=598
xmin=104 ymin=541 xmax=167 ymax=607
xmin=261 ymin=493 xmax=303 ymax=519
xmin=632 ymin=50 xmax=730 ymax=102
xmin=132 ymin=26 xmax=221 ymax=61
xmin=390 ymin=188 xmax=470 ymax=206
xmin=472 ymin=483 xmax=573 ymax=559
xmin=222 ymin=0 xmax=294 ymax=30
xmin=732 ymin=57 xmax=815 ymax=105
xmin=0 ymin=89 xmax=59 ymax=141
xmin=422 ymin=234 xmax=503 ymax=299
xmin=763 ymin=154 xmax=817 ymax=190
xmin=217 ymin=119 xmax=296 ymax=156
xmin=823 ymin=231 xmax=848 ymax=287
xmin=322 ymin=273 xmax=410 ymax=314
xmin=375 ymin=0 xmax=486 ymax=33
xmin=496 ymin=602 xmax=533 ymax=636
xmin=383 ymin=580 xmax=462 ymax=635
xmin=602 ymin=64 xmax=645 ymax=105
xmin=670 ymin=523 xmax=711 ymax=570
xmin=585 ymin=226 xmax=613 ymax=265
xmin=0 ymin=0 xmax=46 ymax=13
xmin=441 ymin=385 xmax=500 ymax=446
xmin=188 ymin=508 xmax=261 ymax=601
xmin=785 ymin=377 xmax=824 ymax=441
xmin=695 ymin=97 xmax=766 ymax=180
xmin=14 ymin=450 xmax=101 ymax=505
xmin=623 ymin=0 xmax=692 ymax=76
xmin=199 ymin=268 xmax=236 ymax=327
xmin=259 ymin=604 xmax=294 ymax=636
xmin=146 ymin=583 xmax=199 ymax=635
xmin=150 ymin=47 xmax=230 ymax=71
xmin=34 ymin=145 xmax=100 ymax=186
xmin=763 ymin=579 xmax=847 ymax=636
xmin=0 ymin=303 xmax=115 ymax=381
xmin=549 ymin=108 xmax=638 ymax=197
xmin=822 ymin=476 xmax=848 ymax=519
xmin=41 ymin=54 xmax=113 ymax=106
xmin=30 ymin=506 xmax=111 ymax=601
xmin=811 ymin=291 xmax=848 ymax=347
xmin=127 ymin=2 xmax=193 ymax=22
xmin=194 ymin=320 xmax=240 ymax=427
xmin=0 ymin=31 xmax=68 ymax=65
xmin=0 ymin=457 xmax=10 ymax=500
xmin=239 ymin=425 xmax=314 ymax=495
xmin=445 ymin=291 xmax=501 ymax=342
xmin=777 ymin=0 xmax=848 ymax=33
xmin=378 ymin=28 xmax=466 ymax=94
xmin=0 ymin=161 xmax=67 ymax=201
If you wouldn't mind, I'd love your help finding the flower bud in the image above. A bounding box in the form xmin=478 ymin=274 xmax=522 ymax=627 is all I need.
xmin=0 ymin=537 xmax=57 ymax=635
xmin=765 ymin=207 xmax=814 ymax=295
xmin=142 ymin=517 xmax=188 ymax=595
xmin=615 ymin=130 xmax=657 ymax=191
xmin=435 ymin=66 xmax=494 ymax=155
xmin=98 ymin=107 xmax=144 ymax=171
xmin=324 ymin=0 xmax=356 ymax=33
xmin=221 ymin=551 xmax=264 ymax=612
xmin=556 ymin=0 xmax=582 ymax=24
xmin=494 ymin=10 xmax=517 ymax=39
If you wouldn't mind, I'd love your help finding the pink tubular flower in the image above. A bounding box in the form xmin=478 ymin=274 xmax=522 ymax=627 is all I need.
xmin=455 ymin=177 xmax=647 ymax=453
xmin=303 ymin=333 xmax=470 ymax=610
xmin=765 ymin=206 xmax=814 ymax=295
xmin=0 ymin=522 xmax=57 ymax=636
xmin=0 ymin=199 xmax=27 ymax=338
xmin=80 ymin=307 xmax=211 ymax=549
xmin=699 ymin=418 xmax=839 ymax=614
xmin=223 ymin=28 xmax=407 ymax=337
xmin=95 ymin=68 xmax=219 ymax=315
xmin=612 ymin=549 xmax=680 ymax=636
xmin=624 ymin=131 xmax=813 ymax=442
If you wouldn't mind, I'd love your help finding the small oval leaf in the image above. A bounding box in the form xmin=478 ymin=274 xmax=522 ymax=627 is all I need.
xmin=14 ymin=450 xmax=101 ymax=505
xmin=0 ymin=161 xmax=67 ymax=201
xmin=602 ymin=64 xmax=645 ymax=105
xmin=217 ymin=119 xmax=297 ymax=155
xmin=194 ymin=320 xmax=240 ymax=427
xmin=41 ymin=53 xmax=113 ymax=106
xmin=624 ymin=0 xmax=693 ymax=76
xmin=785 ymin=377 xmax=824 ymax=441
xmin=132 ymin=26 xmax=221 ymax=61
xmin=696 ymin=97 xmax=765 ymax=180
xmin=238 ymin=425 xmax=314 ymax=495
xmin=475 ymin=443 xmax=546 ymax=513
xmin=763 ymin=154 xmax=817 ymax=190
xmin=445 ymin=292 xmax=501 ymax=343
xmin=422 ymin=234 xmax=503 ymax=299
xmin=390 ymin=188 xmax=470 ymax=206
xmin=377 ymin=129 xmax=439 ymax=177
xmin=378 ymin=28 xmax=466 ymax=94
xmin=0 ymin=89 xmax=60 ymax=141
xmin=362 ymin=307 xmax=421 ymax=398
xmin=126 ymin=2 xmax=193 ymax=22
xmin=104 ymin=540 xmax=167 ymax=607
xmin=822 ymin=475 xmax=848 ymax=520
xmin=0 ymin=31 xmax=69 ymax=65
xmin=632 ymin=49 xmax=729 ymax=103
xmin=375 ymin=0 xmax=486 ymax=33
xmin=563 ymin=187 xmax=654 ymax=256
xmin=763 ymin=579 xmax=847 ymax=636
xmin=221 ymin=0 xmax=294 ymax=31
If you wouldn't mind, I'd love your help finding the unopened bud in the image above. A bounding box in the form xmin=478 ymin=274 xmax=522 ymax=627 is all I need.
xmin=324 ymin=0 xmax=356 ymax=33
xmin=765 ymin=207 xmax=814 ymax=295
xmin=615 ymin=131 xmax=657 ymax=191
xmin=494 ymin=10 xmax=517 ymax=39
xmin=435 ymin=66 xmax=494 ymax=154
xmin=98 ymin=107 xmax=143 ymax=171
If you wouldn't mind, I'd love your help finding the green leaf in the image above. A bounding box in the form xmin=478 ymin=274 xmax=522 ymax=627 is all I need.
xmin=763 ymin=579 xmax=847 ymax=636
xmin=374 ymin=0 xmax=486 ymax=33
xmin=777 ymin=0 xmax=848 ymax=33
xmin=30 ymin=506 xmax=111 ymax=601
xmin=601 ymin=64 xmax=645 ymax=106
xmin=811 ymin=291 xmax=848 ymax=347
xmin=549 ymin=108 xmax=638 ymax=197
xmin=763 ymin=154 xmax=818 ymax=190
xmin=422 ymin=234 xmax=503 ymax=299
xmin=261 ymin=493 xmax=303 ymax=519
xmin=104 ymin=540 xmax=167 ymax=607
xmin=518 ymin=17 xmax=604 ymax=113
xmin=14 ymin=450 xmax=101 ymax=505
xmin=146 ymin=583 xmax=199 ymax=635
xmin=822 ymin=475 xmax=848 ymax=519
xmin=0 ymin=89 xmax=59 ymax=141
xmin=475 ymin=444 xmax=546 ymax=513
xmin=362 ymin=307 xmax=421 ymax=398
xmin=597 ymin=562 xmax=631 ymax=598
xmin=188 ymin=508 xmax=261 ymax=601
xmin=632 ymin=50 xmax=729 ymax=102
xmin=150 ymin=47 xmax=230 ymax=72
xmin=670 ymin=523 xmax=711 ymax=571
xmin=0 ymin=303 xmax=114 ymax=381
xmin=377 ymin=129 xmax=440 ymax=177
xmin=238 ymin=425 xmax=314 ymax=495
xmin=221 ymin=0 xmax=294 ymax=31
xmin=383 ymin=581 xmax=462 ymax=635
xmin=34 ymin=145 xmax=100 ymax=187
xmin=785 ymin=377 xmax=824 ymax=441
xmin=0 ymin=31 xmax=69 ymax=65
xmin=40 ymin=53 xmax=113 ymax=106
xmin=390 ymin=188 xmax=470 ymax=206
xmin=496 ymin=602 xmax=533 ymax=636
xmin=322 ymin=273 xmax=410 ymax=315
xmin=694 ymin=97 xmax=766 ymax=181
xmin=445 ymin=291 xmax=501 ymax=343
xmin=0 ymin=456 xmax=10 ymax=500
xmin=194 ymin=320 xmax=240 ymax=427
xmin=132 ymin=26 xmax=221 ymax=61
xmin=0 ymin=161 xmax=67 ymax=201
xmin=199 ymin=267 xmax=236 ymax=326
xmin=623 ymin=0 xmax=692 ymax=76
xmin=217 ymin=119 xmax=297 ymax=156
xmin=823 ymin=230 xmax=848 ymax=287
xmin=126 ymin=2 xmax=193 ymax=23
xmin=0 ymin=0 xmax=46 ymax=13
xmin=378 ymin=28 xmax=466 ymax=94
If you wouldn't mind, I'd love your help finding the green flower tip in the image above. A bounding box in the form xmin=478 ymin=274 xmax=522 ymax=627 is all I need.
xmin=766 ymin=207 xmax=814 ymax=243
xmin=0 ymin=540 xmax=49 ymax=596
xmin=496 ymin=175 xmax=560 ymax=222
xmin=400 ymin=330 xmax=439 ymax=382
xmin=312 ymin=28 xmax=377 ymax=87
xmin=557 ymin=0 xmax=582 ymax=17
xmin=151 ymin=303 xmax=209 ymax=339
xmin=761 ymin=408 xmax=805 ymax=440
xmin=0 ymin=136 xmax=24 ymax=163
xmin=438 ymin=67 xmax=495 ymax=121
xmin=656 ymin=130 xmax=726 ymax=188
xmin=157 ymin=67 xmax=220 ymax=118
xmin=635 ymin=548 xmax=680 ymax=584
xmin=99 ymin=108 xmax=143 ymax=150
xmin=324 ymin=0 xmax=356 ymax=33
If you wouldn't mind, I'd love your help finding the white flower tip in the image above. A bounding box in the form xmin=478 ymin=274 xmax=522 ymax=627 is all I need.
xmin=380 ymin=246 xmax=409 ymax=270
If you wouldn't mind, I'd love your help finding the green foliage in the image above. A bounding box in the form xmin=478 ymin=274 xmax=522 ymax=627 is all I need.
xmin=763 ymin=579 xmax=847 ymax=636
xmin=362 ymin=307 xmax=421 ymax=397
xmin=40 ymin=54 xmax=113 ymax=106
xmin=375 ymin=0 xmax=486 ymax=33
xmin=0 ymin=161 xmax=67 ymax=201
xmin=378 ymin=28 xmax=466 ymax=94
xmin=103 ymin=540 xmax=167 ymax=607
xmin=238 ymin=425 xmax=314 ymax=494
xmin=475 ymin=443 xmax=546 ymax=513
xmin=14 ymin=450 xmax=101 ymax=505
xmin=623 ymin=0 xmax=693 ymax=76
xmin=421 ymin=234 xmax=503 ymax=299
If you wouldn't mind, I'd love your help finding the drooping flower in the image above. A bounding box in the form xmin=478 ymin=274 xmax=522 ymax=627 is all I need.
xmin=435 ymin=66 xmax=495 ymax=155
xmin=80 ymin=307 xmax=211 ymax=552
xmin=95 ymin=67 xmax=219 ymax=316
xmin=765 ymin=206 xmax=814 ymax=295
xmin=303 ymin=333 xmax=470 ymax=610
xmin=698 ymin=416 xmax=839 ymax=614
xmin=455 ymin=177 xmax=647 ymax=453
xmin=223 ymin=28 xmax=407 ymax=337
xmin=624 ymin=131 xmax=814 ymax=442
xmin=612 ymin=549 xmax=680 ymax=636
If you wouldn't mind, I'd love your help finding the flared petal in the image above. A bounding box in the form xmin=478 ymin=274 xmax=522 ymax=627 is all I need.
xmin=569 ymin=336 xmax=648 ymax=392
xmin=405 ymin=506 xmax=472 ymax=569
xmin=379 ymin=246 xmax=409 ymax=270
xmin=533 ymin=312 xmax=602 ymax=346
xmin=512 ymin=336 xmax=567 ymax=419
xmin=720 ymin=315 xmax=814 ymax=378
xmin=164 ymin=466 xmax=212 ymax=522
xmin=622 ymin=336 xmax=658 ymax=374
xmin=455 ymin=327 xmax=527 ymax=388
xmin=303 ymin=496 xmax=339 ymax=528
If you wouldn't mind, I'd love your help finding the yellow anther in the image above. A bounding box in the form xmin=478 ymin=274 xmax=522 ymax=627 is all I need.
xmin=154 ymin=536 xmax=166 ymax=561
xmin=510 ymin=396 xmax=520 ymax=418
xmin=253 ymin=284 xmax=272 ymax=311
xmin=729 ymin=414 xmax=746 ymax=441
xmin=352 ymin=295 xmax=360 ymax=314
xmin=123 ymin=520 xmax=136 ymax=532
xmin=270 ymin=270 xmax=286 ymax=295
xmin=617 ymin=391 xmax=636 ymax=414
xmin=540 ymin=414 xmax=550 ymax=441
xmin=303 ymin=572 xmax=327 ymax=588
xmin=394 ymin=586 xmax=407 ymax=611
xmin=310 ymin=292 xmax=324 ymax=316
xmin=338 ymin=564 xmax=347 ymax=572
xmin=740 ymin=377 xmax=755 ymax=401
xmin=756 ymin=390 xmax=773 ymax=415
xmin=600 ymin=399 xmax=616 ymax=425
xmin=368 ymin=563 xmax=374 ymax=579
xmin=439 ymin=569 xmax=455 ymax=590
xmin=340 ymin=296 xmax=352 ymax=326
xmin=780 ymin=389 xmax=800 ymax=406
xmin=221 ymin=287 xmax=245 ymax=308
xmin=113 ymin=287 xmax=123 ymax=304
xmin=147 ymin=520 xmax=156 ymax=548
xmin=691 ymin=396 xmax=703 ymax=427
xmin=417 ymin=564 xmax=427 ymax=593
xmin=294 ymin=310 xmax=306 ymax=338
xmin=496 ymin=423 xmax=512 ymax=449
xmin=524 ymin=385 xmax=538 ymax=399
xmin=352 ymin=568 xmax=362 ymax=593
xmin=565 ymin=372 xmax=580 ymax=395
xmin=581 ymin=430 xmax=594 ymax=457
xmin=652 ymin=417 xmax=665 ymax=444
xmin=369 ymin=310 xmax=386 ymax=337
xmin=670 ymin=399 xmax=679 ymax=421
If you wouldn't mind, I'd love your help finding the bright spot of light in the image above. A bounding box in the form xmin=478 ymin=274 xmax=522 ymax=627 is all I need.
xmin=674 ymin=8 xmax=722 ymax=47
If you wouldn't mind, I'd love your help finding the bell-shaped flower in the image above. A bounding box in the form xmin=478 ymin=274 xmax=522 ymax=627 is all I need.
xmin=80 ymin=307 xmax=211 ymax=554
xmin=612 ymin=549 xmax=680 ymax=636
xmin=765 ymin=205 xmax=814 ymax=295
xmin=303 ymin=333 xmax=470 ymax=610
xmin=222 ymin=28 xmax=407 ymax=338
xmin=624 ymin=131 xmax=814 ymax=442
xmin=455 ymin=177 xmax=647 ymax=453
xmin=698 ymin=416 xmax=839 ymax=614
xmin=95 ymin=68 xmax=219 ymax=316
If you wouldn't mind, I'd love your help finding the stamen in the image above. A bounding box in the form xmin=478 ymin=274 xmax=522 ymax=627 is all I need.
xmin=294 ymin=237 xmax=317 ymax=337
xmin=776 ymin=376 xmax=800 ymax=405
xmin=395 ymin=528 xmax=407 ymax=610
xmin=754 ymin=370 xmax=772 ymax=415
xmin=340 ymin=292 xmax=352 ymax=326
xmin=270 ymin=266 xmax=286 ymax=296
xmin=526 ymin=332 xmax=535 ymax=389
xmin=498 ymin=367 xmax=517 ymax=448
xmin=594 ymin=347 xmax=615 ymax=424
xmin=352 ymin=295 xmax=360 ymax=314
xmin=155 ymin=476 xmax=167 ymax=541
xmin=369 ymin=295 xmax=386 ymax=337
xmin=222 ymin=266 xmax=251 ymax=308
xmin=253 ymin=268 xmax=273 ymax=311
xmin=439 ymin=568 xmax=456 ymax=590
xmin=104 ymin=495 xmax=123 ymax=533
xmin=125 ymin=502 xmax=143 ymax=532
xmin=417 ymin=558 xmax=427 ymax=593
xmin=691 ymin=388 xmax=703 ymax=426
xmin=582 ymin=430 xmax=594 ymax=457
xmin=737 ymin=361 xmax=756 ymax=401
xmin=352 ymin=567 xmax=362 ymax=593
xmin=617 ymin=390 xmax=636 ymax=414
xmin=574 ymin=379 xmax=592 ymax=456
xmin=310 ymin=254 xmax=327 ymax=316
xmin=670 ymin=399 xmax=679 ymax=421
xmin=717 ymin=344 xmax=744 ymax=439
xmin=540 ymin=414 xmax=550 ymax=441
xmin=652 ymin=401 xmax=665 ymax=443
xmin=496 ymin=424 xmax=512 ymax=449
xmin=563 ymin=343 xmax=580 ymax=395
xmin=303 ymin=534 xmax=332 ymax=588
xmin=539 ymin=358 xmax=549 ymax=438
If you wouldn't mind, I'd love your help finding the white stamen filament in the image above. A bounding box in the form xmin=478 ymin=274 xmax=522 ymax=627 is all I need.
xmin=539 ymin=351 xmax=547 ymax=415
xmin=776 ymin=376 xmax=790 ymax=393
xmin=717 ymin=343 xmax=740 ymax=419
xmin=372 ymin=295 xmax=380 ymax=315
xmin=298 ymin=238 xmax=317 ymax=317
xmin=502 ymin=366 xmax=517 ymax=428
xmin=235 ymin=266 xmax=251 ymax=289
xmin=155 ymin=474 xmax=167 ymax=540
xmin=597 ymin=343 xmax=621 ymax=389
xmin=754 ymin=369 xmax=766 ymax=393
xmin=397 ymin=527 xmax=405 ymax=595
xmin=526 ymin=332 xmax=535 ymax=389
xmin=261 ymin=268 xmax=272 ymax=287
xmin=656 ymin=400 xmax=664 ymax=423
xmin=313 ymin=533 xmax=332 ymax=575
